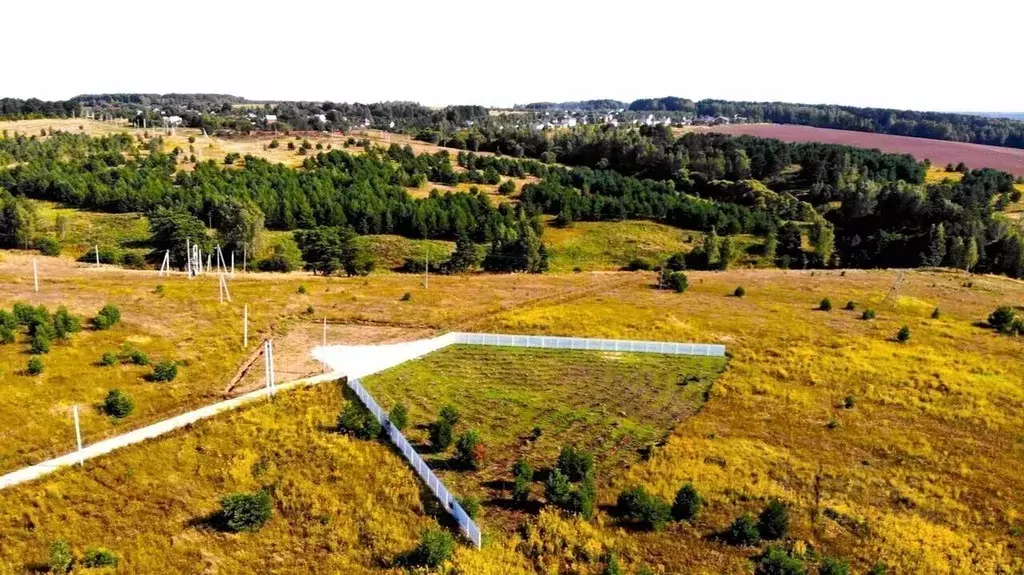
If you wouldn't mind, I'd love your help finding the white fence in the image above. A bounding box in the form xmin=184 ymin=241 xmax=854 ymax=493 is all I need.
xmin=345 ymin=377 xmax=482 ymax=549
xmin=449 ymin=332 xmax=726 ymax=357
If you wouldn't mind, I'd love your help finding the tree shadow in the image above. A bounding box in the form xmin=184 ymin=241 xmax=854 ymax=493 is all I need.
xmin=186 ymin=509 xmax=230 ymax=533
xmin=483 ymin=496 xmax=543 ymax=515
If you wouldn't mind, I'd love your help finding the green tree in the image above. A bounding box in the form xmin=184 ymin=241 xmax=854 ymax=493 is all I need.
xmin=388 ymin=403 xmax=408 ymax=431
xmin=408 ymin=528 xmax=454 ymax=568
xmin=703 ymin=227 xmax=721 ymax=268
xmin=103 ymin=389 xmax=135 ymax=418
xmin=810 ymin=219 xmax=835 ymax=267
xmin=48 ymin=539 xmax=73 ymax=574
xmin=148 ymin=207 xmax=209 ymax=270
xmin=294 ymin=226 xmax=374 ymax=276
xmin=27 ymin=356 xmax=44 ymax=375
xmin=454 ymin=429 xmax=484 ymax=469
xmin=445 ymin=233 xmax=479 ymax=273
xmin=719 ymin=237 xmax=737 ymax=270
xmin=219 ymin=490 xmax=273 ymax=532
xmin=965 ymin=236 xmax=979 ymax=273
xmin=726 ymin=513 xmax=761 ymax=546
xmin=755 ymin=546 xmax=807 ymax=575
xmin=556 ymin=445 xmax=594 ymax=482
xmin=819 ymin=557 xmax=851 ymax=575
xmin=926 ymin=223 xmax=947 ymax=267
xmin=947 ymin=236 xmax=966 ymax=269
xmin=429 ymin=419 xmax=453 ymax=451
xmin=215 ymin=197 xmax=265 ymax=256
xmin=672 ymin=483 xmax=702 ymax=521
xmin=666 ymin=271 xmax=689 ymax=293
xmin=0 ymin=188 xmax=38 ymax=249
xmin=757 ymin=498 xmax=790 ymax=540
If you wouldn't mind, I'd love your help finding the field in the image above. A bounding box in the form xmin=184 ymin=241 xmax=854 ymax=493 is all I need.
xmin=686 ymin=124 xmax=1024 ymax=176
xmin=0 ymin=263 xmax=1021 ymax=573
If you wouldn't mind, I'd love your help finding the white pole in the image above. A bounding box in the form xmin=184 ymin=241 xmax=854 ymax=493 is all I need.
xmin=263 ymin=341 xmax=271 ymax=397
xmin=269 ymin=340 xmax=275 ymax=393
xmin=231 ymin=251 xmax=235 ymax=276
xmin=186 ymin=238 xmax=191 ymax=277
xmin=244 ymin=304 xmax=248 ymax=348
xmin=33 ymin=258 xmax=38 ymax=292
xmin=323 ymin=317 xmax=327 ymax=346
xmin=95 ymin=245 xmax=100 ymax=266
xmin=73 ymin=405 xmax=84 ymax=466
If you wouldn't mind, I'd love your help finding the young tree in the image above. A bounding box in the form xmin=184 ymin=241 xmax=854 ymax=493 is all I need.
xmin=965 ymin=236 xmax=979 ymax=273
xmin=672 ymin=483 xmax=702 ymax=521
xmin=757 ymin=498 xmax=790 ymax=540
xmin=454 ymin=430 xmax=484 ymax=469
xmin=703 ymin=227 xmax=721 ymax=268
xmin=219 ymin=490 xmax=273 ymax=532
xmin=388 ymin=402 xmax=408 ymax=431
xmin=810 ymin=219 xmax=835 ymax=267
xmin=148 ymin=207 xmax=209 ymax=269
xmin=445 ymin=233 xmax=479 ymax=273
xmin=926 ymin=223 xmax=947 ymax=267
xmin=215 ymin=197 xmax=265 ymax=256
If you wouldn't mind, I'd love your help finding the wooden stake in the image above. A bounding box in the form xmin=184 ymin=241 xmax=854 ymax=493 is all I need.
xmin=73 ymin=406 xmax=83 ymax=466
xmin=33 ymin=258 xmax=38 ymax=292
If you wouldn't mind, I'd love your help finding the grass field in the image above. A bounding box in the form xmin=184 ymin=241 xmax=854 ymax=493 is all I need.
xmin=362 ymin=346 xmax=726 ymax=533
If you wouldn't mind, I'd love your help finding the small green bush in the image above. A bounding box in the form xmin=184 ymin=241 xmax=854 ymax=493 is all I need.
xmin=0 ymin=309 xmax=15 ymax=329
xmin=758 ymin=498 xmax=790 ymax=540
xmin=220 ymin=490 xmax=273 ymax=532
xmin=48 ymin=539 xmax=73 ymax=574
xmin=819 ymin=298 xmax=832 ymax=311
xmin=27 ymin=356 xmax=44 ymax=375
xmin=734 ymin=286 xmax=746 ymax=297
xmin=151 ymin=361 xmax=177 ymax=382
xmin=400 ymin=292 xmax=412 ymax=302
xmin=556 ymin=445 xmax=594 ymax=482
xmin=819 ymin=557 xmax=851 ymax=575
xmin=30 ymin=332 xmax=51 ymax=354
xmin=429 ymin=419 xmax=453 ymax=451
xmin=511 ymin=459 xmax=534 ymax=505
xmin=154 ymin=284 xmax=165 ymax=294
xmin=672 ymin=483 xmax=702 ymax=521
xmin=454 ymin=429 xmax=484 ymax=469
xmin=726 ymin=513 xmax=761 ymax=546
xmin=297 ymin=284 xmax=307 ymax=294
xmin=305 ymin=305 xmax=315 ymax=314
xmin=35 ymin=236 xmax=61 ymax=256
xmin=0 ymin=325 xmax=14 ymax=344
xmin=755 ymin=546 xmax=806 ymax=575
xmin=895 ymin=325 xmax=911 ymax=342
xmin=121 ymin=252 xmax=145 ymax=268
xmin=625 ymin=258 xmax=653 ymax=272
xmin=127 ymin=348 xmax=150 ymax=366
xmin=931 ymin=307 xmax=941 ymax=319
xmin=616 ymin=485 xmax=672 ymax=531
xmin=52 ymin=306 xmax=82 ymax=339
xmin=100 ymin=351 xmax=118 ymax=366
xmin=83 ymin=547 xmax=119 ymax=568
xmin=844 ymin=300 xmax=856 ymax=311
xmin=988 ymin=306 xmax=1017 ymax=332
xmin=544 ymin=468 xmax=572 ymax=507
xmin=457 ymin=495 xmax=481 ymax=519
xmin=337 ymin=401 xmax=382 ymax=440
xmin=602 ymin=552 xmax=623 ymax=575
xmin=408 ymin=528 xmax=454 ymax=568
xmin=93 ymin=304 xmax=121 ymax=330
xmin=844 ymin=395 xmax=856 ymax=409
xmin=388 ymin=402 xmax=408 ymax=431
xmin=104 ymin=389 xmax=135 ymax=418
xmin=665 ymin=271 xmax=688 ymax=293
xmin=438 ymin=404 xmax=460 ymax=426
xmin=861 ymin=309 xmax=876 ymax=320
xmin=665 ymin=252 xmax=687 ymax=271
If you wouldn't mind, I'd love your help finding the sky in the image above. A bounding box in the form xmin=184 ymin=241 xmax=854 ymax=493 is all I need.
xmin=5 ymin=0 xmax=1023 ymax=113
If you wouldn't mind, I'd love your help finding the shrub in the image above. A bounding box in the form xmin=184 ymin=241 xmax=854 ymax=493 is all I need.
xmin=457 ymin=495 xmax=480 ymax=519
xmin=665 ymin=271 xmax=689 ymax=293
xmin=726 ymin=513 xmax=761 ymax=546
xmin=734 ymin=286 xmax=745 ymax=297
xmin=556 ymin=445 xmax=594 ymax=482
xmin=602 ymin=552 xmax=623 ymax=575
xmin=0 ymin=309 xmax=15 ymax=329
xmin=438 ymin=404 xmax=460 ymax=426
xmin=408 ymin=528 xmax=454 ymax=568
xmin=100 ymin=351 xmax=117 ymax=366
xmin=52 ymin=306 xmax=82 ymax=339
xmin=305 ymin=305 xmax=315 ymax=315
xmin=755 ymin=546 xmax=806 ymax=575
xmin=83 ymin=547 xmax=119 ymax=568
xmin=429 ymin=419 xmax=453 ymax=451
xmin=122 ymin=251 xmax=146 ymax=268
xmin=297 ymin=284 xmax=307 ymax=294
xmin=819 ymin=298 xmax=832 ymax=311
xmin=400 ymin=291 xmax=412 ymax=302
xmin=844 ymin=395 xmax=856 ymax=409
xmin=565 ymin=476 xmax=596 ymax=519
xmin=497 ymin=180 xmax=516 ymax=195
xmin=13 ymin=302 xmax=39 ymax=325
xmin=625 ymin=258 xmax=652 ymax=272
xmin=127 ymin=348 xmax=150 ymax=366
xmin=151 ymin=361 xmax=177 ymax=382
xmin=867 ymin=562 xmax=890 ymax=575
xmin=268 ymin=139 xmax=279 ymax=149
xmin=93 ymin=304 xmax=121 ymax=330
xmin=758 ymin=498 xmax=790 ymax=540
xmin=35 ymin=236 xmax=61 ymax=256
xmin=531 ymin=426 xmax=543 ymax=440
xmin=895 ymin=325 xmax=911 ymax=342
xmin=819 ymin=557 xmax=851 ymax=575
xmin=0 ymin=325 xmax=14 ymax=344
xmin=988 ymin=306 xmax=1016 ymax=332
xmin=665 ymin=252 xmax=687 ymax=271
xmin=673 ymin=483 xmax=702 ymax=521
xmin=30 ymin=332 xmax=51 ymax=354
xmin=26 ymin=356 xmax=44 ymax=375
xmin=337 ymin=401 xmax=382 ymax=440
xmin=454 ymin=429 xmax=484 ymax=469
xmin=844 ymin=300 xmax=856 ymax=311
xmin=861 ymin=309 xmax=876 ymax=320
xmin=616 ymin=485 xmax=672 ymax=531
xmin=544 ymin=468 xmax=573 ymax=507
xmin=931 ymin=307 xmax=941 ymax=319
xmin=511 ymin=459 xmax=534 ymax=504
xmin=388 ymin=402 xmax=408 ymax=431
xmin=48 ymin=539 xmax=73 ymax=574
xmin=220 ymin=490 xmax=273 ymax=532
xmin=104 ymin=389 xmax=135 ymax=418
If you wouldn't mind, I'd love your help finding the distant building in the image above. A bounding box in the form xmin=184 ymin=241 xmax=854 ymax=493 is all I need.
xmin=312 ymin=114 xmax=327 ymax=124
xmin=164 ymin=116 xmax=183 ymax=127
xmin=264 ymin=114 xmax=278 ymax=125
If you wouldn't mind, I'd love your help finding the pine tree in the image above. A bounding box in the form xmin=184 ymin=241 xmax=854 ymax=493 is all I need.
xmin=704 ymin=227 xmax=721 ymax=268
xmin=927 ymin=223 xmax=946 ymax=267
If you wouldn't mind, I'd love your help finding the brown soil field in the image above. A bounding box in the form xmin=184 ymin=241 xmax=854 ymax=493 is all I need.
xmin=685 ymin=124 xmax=1024 ymax=176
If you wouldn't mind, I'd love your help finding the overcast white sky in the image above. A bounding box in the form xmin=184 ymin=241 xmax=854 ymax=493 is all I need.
xmin=5 ymin=0 xmax=1022 ymax=112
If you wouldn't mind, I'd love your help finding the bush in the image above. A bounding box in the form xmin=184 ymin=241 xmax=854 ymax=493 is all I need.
xmin=26 ymin=356 xmax=44 ymax=375
xmin=30 ymin=332 xmax=51 ymax=354
xmin=665 ymin=252 xmax=687 ymax=271
xmin=867 ymin=562 xmax=890 ymax=575
xmin=511 ymin=458 xmax=534 ymax=504
xmin=988 ymin=306 xmax=1017 ymax=332
xmin=734 ymin=286 xmax=745 ymax=297
xmin=931 ymin=307 xmax=941 ymax=319
xmin=220 ymin=490 xmax=273 ymax=532
xmin=755 ymin=546 xmax=806 ymax=575
xmin=388 ymin=402 xmax=408 ymax=431
xmin=457 ymin=495 xmax=481 ymax=519
xmin=454 ymin=429 xmax=484 ymax=469
xmin=819 ymin=298 xmax=832 ymax=311
xmin=268 ymin=139 xmax=279 ymax=149
xmin=35 ymin=236 xmax=61 ymax=256
xmin=0 ymin=309 xmax=14 ymax=330
xmin=429 ymin=419 xmax=453 ymax=451
xmin=625 ymin=258 xmax=653 ymax=272
xmin=100 ymin=351 xmax=117 ymax=366
xmin=665 ymin=271 xmax=688 ymax=293
xmin=556 ymin=445 xmax=594 ymax=482
xmin=673 ymin=483 xmax=702 ymax=521
xmin=565 ymin=476 xmax=596 ymax=519
xmin=338 ymin=401 xmax=382 ymax=440
xmin=497 ymin=180 xmax=516 ymax=195
xmin=895 ymin=325 xmax=911 ymax=342
xmin=297 ymin=284 xmax=307 ymax=294
xmin=602 ymin=552 xmax=623 ymax=575
xmin=408 ymin=528 xmax=454 ymax=568
xmin=758 ymin=498 xmax=790 ymax=540
xmin=819 ymin=557 xmax=851 ymax=575
xmin=616 ymin=485 xmax=672 ymax=531
xmin=127 ymin=348 xmax=150 ymax=366
xmin=52 ymin=306 xmax=81 ymax=339
xmin=49 ymin=539 xmax=73 ymax=574
xmin=438 ymin=404 xmax=460 ymax=426
xmin=104 ymin=389 xmax=135 ymax=418
xmin=83 ymin=547 xmax=119 ymax=568
xmin=151 ymin=361 xmax=177 ymax=382
xmin=93 ymin=304 xmax=121 ymax=330
xmin=0 ymin=325 xmax=14 ymax=344
xmin=861 ymin=309 xmax=876 ymax=320
xmin=726 ymin=513 xmax=761 ymax=546
xmin=122 ymin=251 xmax=146 ymax=268
xmin=544 ymin=468 xmax=573 ymax=507
xmin=844 ymin=300 xmax=856 ymax=311
xmin=844 ymin=394 xmax=856 ymax=409
xmin=400 ymin=291 xmax=412 ymax=302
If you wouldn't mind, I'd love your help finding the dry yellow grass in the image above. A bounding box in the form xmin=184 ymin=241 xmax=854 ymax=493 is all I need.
xmin=925 ymin=166 xmax=965 ymax=185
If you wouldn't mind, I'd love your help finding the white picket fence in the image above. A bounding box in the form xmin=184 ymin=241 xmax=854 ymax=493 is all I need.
xmin=346 ymin=377 xmax=482 ymax=548
xmin=449 ymin=332 xmax=725 ymax=356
